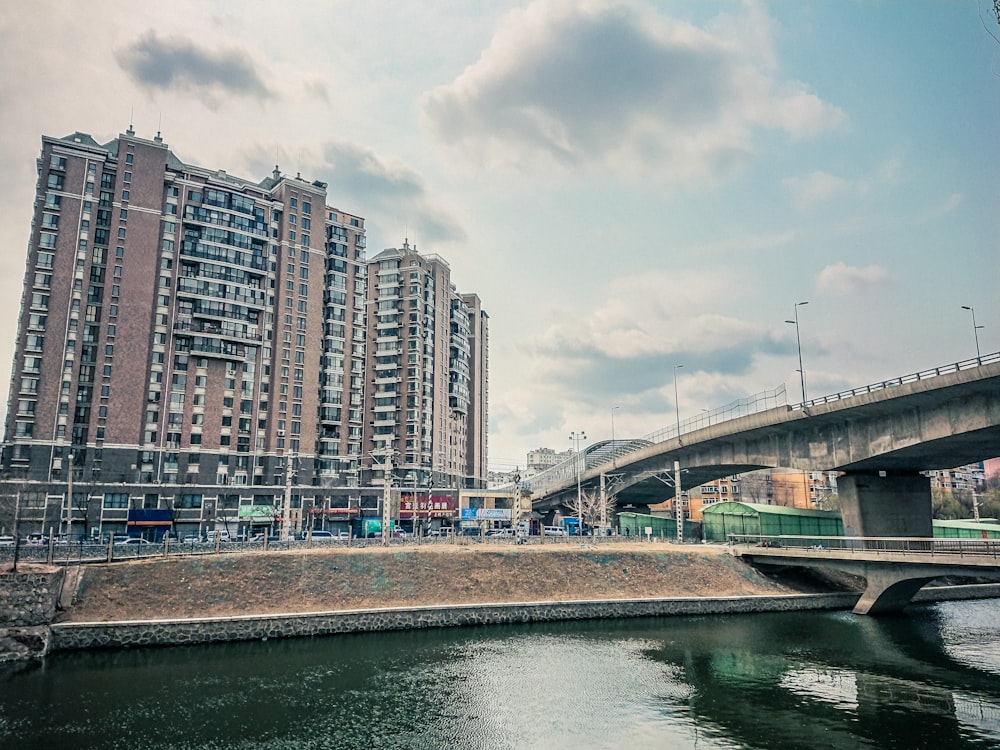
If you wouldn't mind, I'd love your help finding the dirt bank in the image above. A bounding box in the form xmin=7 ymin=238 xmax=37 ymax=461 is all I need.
xmin=57 ymin=542 xmax=851 ymax=623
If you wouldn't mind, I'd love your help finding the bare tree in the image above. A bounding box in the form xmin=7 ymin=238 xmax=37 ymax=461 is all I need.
xmin=739 ymin=472 xmax=771 ymax=505
xmin=568 ymin=489 xmax=616 ymax=531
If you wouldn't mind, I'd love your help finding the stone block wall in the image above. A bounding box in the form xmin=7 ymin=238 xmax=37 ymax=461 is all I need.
xmin=49 ymin=593 xmax=862 ymax=652
xmin=0 ymin=568 xmax=65 ymax=661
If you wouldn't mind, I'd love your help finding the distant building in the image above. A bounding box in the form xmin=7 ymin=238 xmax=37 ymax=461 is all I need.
xmin=525 ymin=447 xmax=574 ymax=474
xmin=926 ymin=463 xmax=986 ymax=495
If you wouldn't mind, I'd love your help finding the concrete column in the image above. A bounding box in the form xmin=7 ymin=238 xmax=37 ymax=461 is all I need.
xmin=838 ymin=471 xmax=932 ymax=539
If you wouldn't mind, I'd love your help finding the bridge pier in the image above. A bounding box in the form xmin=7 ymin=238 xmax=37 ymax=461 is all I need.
xmin=838 ymin=471 xmax=932 ymax=539
xmin=852 ymin=565 xmax=937 ymax=615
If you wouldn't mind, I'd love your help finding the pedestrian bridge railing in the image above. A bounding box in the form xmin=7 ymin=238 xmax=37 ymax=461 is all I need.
xmin=792 ymin=351 xmax=1000 ymax=410
xmin=727 ymin=534 xmax=1000 ymax=561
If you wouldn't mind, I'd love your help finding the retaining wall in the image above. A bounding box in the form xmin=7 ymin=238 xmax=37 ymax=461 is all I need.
xmin=49 ymin=592 xmax=862 ymax=652
xmin=0 ymin=568 xmax=65 ymax=661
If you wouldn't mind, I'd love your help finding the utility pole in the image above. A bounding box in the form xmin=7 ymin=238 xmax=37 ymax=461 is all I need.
xmin=381 ymin=453 xmax=393 ymax=546
xmin=281 ymin=453 xmax=294 ymax=541
xmin=65 ymin=452 xmax=74 ymax=539
xmin=570 ymin=431 xmax=587 ymax=537
xmin=674 ymin=459 xmax=684 ymax=543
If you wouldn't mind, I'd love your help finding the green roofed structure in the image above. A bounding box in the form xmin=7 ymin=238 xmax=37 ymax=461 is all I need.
xmin=703 ymin=501 xmax=1000 ymax=542
xmin=702 ymin=501 xmax=844 ymax=542
xmin=932 ymin=519 xmax=1000 ymax=539
xmin=617 ymin=512 xmax=700 ymax=541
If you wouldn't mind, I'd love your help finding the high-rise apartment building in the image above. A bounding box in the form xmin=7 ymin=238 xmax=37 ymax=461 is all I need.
xmin=3 ymin=127 xmax=369 ymax=489
xmin=361 ymin=242 xmax=488 ymax=489
xmin=1 ymin=128 xmax=487 ymax=539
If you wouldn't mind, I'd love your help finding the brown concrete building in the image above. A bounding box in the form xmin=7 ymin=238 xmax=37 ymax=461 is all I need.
xmin=362 ymin=243 xmax=489 ymax=491
xmin=0 ymin=129 xmax=488 ymax=540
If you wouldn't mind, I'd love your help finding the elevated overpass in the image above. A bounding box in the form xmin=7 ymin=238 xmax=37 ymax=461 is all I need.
xmin=526 ymin=353 xmax=1000 ymax=542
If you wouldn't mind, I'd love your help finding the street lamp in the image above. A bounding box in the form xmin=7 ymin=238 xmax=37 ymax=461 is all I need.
xmin=961 ymin=305 xmax=983 ymax=360
xmin=610 ymin=406 xmax=620 ymax=467
xmin=785 ymin=301 xmax=809 ymax=404
xmin=673 ymin=365 xmax=684 ymax=439
xmin=570 ymin=431 xmax=587 ymax=537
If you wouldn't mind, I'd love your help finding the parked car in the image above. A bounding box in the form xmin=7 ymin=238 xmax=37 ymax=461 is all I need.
xmin=26 ymin=533 xmax=49 ymax=545
xmin=0 ymin=535 xmax=14 ymax=546
xmin=543 ymin=526 xmax=567 ymax=537
xmin=251 ymin=533 xmax=282 ymax=543
xmin=114 ymin=537 xmax=152 ymax=546
xmin=486 ymin=528 xmax=516 ymax=538
xmin=427 ymin=528 xmax=454 ymax=537
xmin=307 ymin=530 xmax=335 ymax=540
xmin=392 ymin=529 xmax=413 ymax=539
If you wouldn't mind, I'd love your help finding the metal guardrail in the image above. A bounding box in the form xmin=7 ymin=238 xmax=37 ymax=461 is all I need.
xmin=0 ymin=536 xmax=464 ymax=566
xmin=792 ymin=351 xmax=1000 ymax=410
xmin=727 ymin=534 xmax=1000 ymax=560
xmin=521 ymin=352 xmax=999 ymax=498
xmin=523 ymin=384 xmax=788 ymax=496
xmin=0 ymin=533 xmax=656 ymax=566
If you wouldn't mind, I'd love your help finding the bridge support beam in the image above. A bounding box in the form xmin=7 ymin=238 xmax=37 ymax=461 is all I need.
xmin=852 ymin=565 xmax=936 ymax=615
xmin=838 ymin=471 xmax=932 ymax=539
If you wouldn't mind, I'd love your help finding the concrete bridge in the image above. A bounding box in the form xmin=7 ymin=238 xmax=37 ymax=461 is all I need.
xmin=529 ymin=354 xmax=1000 ymax=538
xmin=524 ymin=354 xmax=1000 ymax=614
xmin=728 ymin=535 xmax=1000 ymax=614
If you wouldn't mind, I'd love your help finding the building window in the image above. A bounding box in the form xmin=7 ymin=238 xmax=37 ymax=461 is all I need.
xmin=103 ymin=493 xmax=128 ymax=509
xmin=176 ymin=493 xmax=203 ymax=509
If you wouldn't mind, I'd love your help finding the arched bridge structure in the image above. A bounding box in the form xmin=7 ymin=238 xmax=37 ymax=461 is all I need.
xmin=527 ymin=354 xmax=1000 ymax=543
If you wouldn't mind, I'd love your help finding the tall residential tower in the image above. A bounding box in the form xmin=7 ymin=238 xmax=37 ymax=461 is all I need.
xmin=1 ymin=129 xmax=487 ymax=539
xmin=4 ymin=128 xmax=368 ymax=490
xmin=362 ymin=242 xmax=488 ymax=489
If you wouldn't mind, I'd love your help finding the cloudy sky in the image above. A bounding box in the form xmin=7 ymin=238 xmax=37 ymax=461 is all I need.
xmin=1 ymin=1 xmax=997 ymax=470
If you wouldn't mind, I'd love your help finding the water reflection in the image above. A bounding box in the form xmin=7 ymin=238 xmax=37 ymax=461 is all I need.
xmin=0 ymin=600 xmax=997 ymax=749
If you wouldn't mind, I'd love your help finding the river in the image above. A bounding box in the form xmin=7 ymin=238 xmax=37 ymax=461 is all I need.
xmin=1 ymin=599 xmax=999 ymax=749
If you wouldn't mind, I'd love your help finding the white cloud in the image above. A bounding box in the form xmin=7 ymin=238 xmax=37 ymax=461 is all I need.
xmin=421 ymin=0 xmax=846 ymax=185
xmin=783 ymin=170 xmax=851 ymax=208
xmin=927 ymin=192 xmax=964 ymax=219
xmin=816 ymin=263 xmax=890 ymax=297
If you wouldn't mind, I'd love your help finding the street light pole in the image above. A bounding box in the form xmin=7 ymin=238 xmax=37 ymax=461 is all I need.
xmin=785 ymin=301 xmax=809 ymax=404
xmin=570 ymin=431 xmax=587 ymax=537
xmin=961 ymin=305 xmax=983 ymax=360
xmin=673 ymin=365 xmax=684 ymax=439
xmin=610 ymin=406 xmax=619 ymax=468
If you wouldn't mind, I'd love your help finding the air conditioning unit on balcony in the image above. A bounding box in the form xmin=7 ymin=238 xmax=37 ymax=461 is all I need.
xmin=277 ymin=430 xmax=285 ymax=437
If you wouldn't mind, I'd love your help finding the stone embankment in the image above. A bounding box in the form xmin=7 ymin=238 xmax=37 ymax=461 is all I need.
xmin=48 ymin=593 xmax=862 ymax=652
xmin=0 ymin=566 xmax=64 ymax=661
xmin=4 ymin=544 xmax=999 ymax=660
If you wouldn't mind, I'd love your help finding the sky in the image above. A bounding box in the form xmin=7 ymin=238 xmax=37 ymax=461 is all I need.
xmin=0 ymin=1 xmax=997 ymax=472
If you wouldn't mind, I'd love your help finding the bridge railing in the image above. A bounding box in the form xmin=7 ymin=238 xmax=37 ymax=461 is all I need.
xmin=727 ymin=534 xmax=1000 ymax=559
xmin=521 ymin=384 xmax=788 ymax=496
xmin=792 ymin=351 xmax=1000 ymax=410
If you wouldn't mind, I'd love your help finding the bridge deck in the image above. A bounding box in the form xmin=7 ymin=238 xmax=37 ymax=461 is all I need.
xmin=729 ymin=535 xmax=1000 ymax=568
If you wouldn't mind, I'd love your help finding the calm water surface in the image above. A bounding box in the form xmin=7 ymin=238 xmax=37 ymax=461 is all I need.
xmin=1 ymin=599 xmax=999 ymax=749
